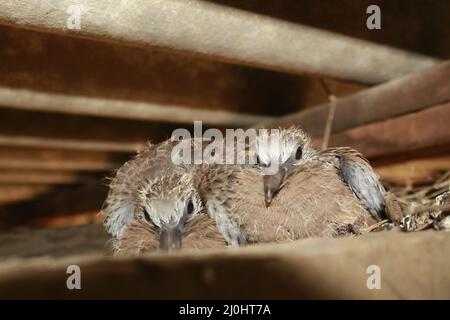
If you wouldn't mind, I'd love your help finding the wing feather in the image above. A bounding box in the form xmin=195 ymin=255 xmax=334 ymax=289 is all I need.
xmin=322 ymin=147 xmax=387 ymax=221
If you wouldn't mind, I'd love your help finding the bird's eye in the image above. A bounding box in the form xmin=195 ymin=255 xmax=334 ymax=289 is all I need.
xmin=143 ymin=209 xmax=152 ymax=223
xmin=295 ymin=147 xmax=303 ymax=160
xmin=186 ymin=200 xmax=194 ymax=215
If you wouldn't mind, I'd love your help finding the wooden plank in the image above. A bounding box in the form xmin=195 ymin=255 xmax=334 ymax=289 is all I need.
xmin=0 ymin=108 xmax=184 ymax=146
xmin=0 ymin=185 xmax=52 ymax=205
xmin=0 ymin=86 xmax=271 ymax=127
xmin=0 ymin=109 xmax=180 ymax=152
xmin=376 ymin=156 xmax=450 ymax=185
xmin=0 ymin=170 xmax=95 ymax=185
xmin=0 ymin=147 xmax=127 ymax=171
xmin=0 ymin=135 xmax=141 ymax=153
xmin=0 ymin=0 xmax=439 ymax=84
xmin=0 ymin=223 xmax=108 ymax=259
xmin=317 ymin=102 xmax=450 ymax=161
xmin=0 ymin=183 xmax=107 ymax=230
xmin=32 ymin=212 xmax=103 ymax=229
xmin=210 ymin=0 xmax=450 ymax=60
xmin=0 ymin=24 xmax=341 ymax=120
xmin=0 ymin=231 xmax=448 ymax=299
xmin=261 ymin=61 xmax=450 ymax=136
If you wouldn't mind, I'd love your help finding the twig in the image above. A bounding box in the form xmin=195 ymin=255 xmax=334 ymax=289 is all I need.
xmin=359 ymin=219 xmax=391 ymax=233
xmin=407 ymin=203 xmax=450 ymax=216
xmin=319 ymin=78 xmax=337 ymax=150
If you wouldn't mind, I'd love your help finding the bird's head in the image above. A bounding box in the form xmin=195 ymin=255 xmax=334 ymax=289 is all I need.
xmin=137 ymin=172 xmax=204 ymax=252
xmin=254 ymin=127 xmax=316 ymax=207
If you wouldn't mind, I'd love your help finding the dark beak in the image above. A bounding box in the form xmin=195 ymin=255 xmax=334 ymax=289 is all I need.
xmin=263 ymin=170 xmax=286 ymax=207
xmin=159 ymin=225 xmax=182 ymax=251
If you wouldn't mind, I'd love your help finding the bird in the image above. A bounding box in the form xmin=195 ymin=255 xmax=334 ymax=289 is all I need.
xmin=102 ymin=139 xmax=228 ymax=255
xmin=110 ymin=170 xmax=227 ymax=255
xmin=227 ymin=161 xmax=377 ymax=243
xmin=193 ymin=163 xmax=247 ymax=246
xmin=254 ymin=127 xmax=388 ymax=221
xmin=208 ymin=126 xmax=387 ymax=244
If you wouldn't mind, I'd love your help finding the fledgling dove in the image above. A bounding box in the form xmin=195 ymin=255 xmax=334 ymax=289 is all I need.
xmin=256 ymin=127 xmax=388 ymax=220
xmin=111 ymin=171 xmax=227 ymax=255
xmin=211 ymin=127 xmax=388 ymax=243
xmin=102 ymin=139 xmax=227 ymax=255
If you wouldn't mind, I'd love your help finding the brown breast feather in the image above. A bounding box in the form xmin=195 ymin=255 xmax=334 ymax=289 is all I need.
xmin=229 ymin=161 xmax=376 ymax=243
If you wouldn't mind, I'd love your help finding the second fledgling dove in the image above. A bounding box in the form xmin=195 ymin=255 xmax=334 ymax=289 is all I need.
xmin=228 ymin=163 xmax=377 ymax=243
xmin=256 ymin=127 xmax=388 ymax=220
xmin=256 ymin=127 xmax=387 ymax=220
xmin=208 ymin=127 xmax=387 ymax=243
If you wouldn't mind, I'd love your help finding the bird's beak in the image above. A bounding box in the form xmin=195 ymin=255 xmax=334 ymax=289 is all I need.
xmin=159 ymin=225 xmax=182 ymax=251
xmin=263 ymin=170 xmax=286 ymax=207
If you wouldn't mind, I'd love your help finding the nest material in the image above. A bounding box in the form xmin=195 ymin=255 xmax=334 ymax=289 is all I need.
xmin=368 ymin=171 xmax=450 ymax=233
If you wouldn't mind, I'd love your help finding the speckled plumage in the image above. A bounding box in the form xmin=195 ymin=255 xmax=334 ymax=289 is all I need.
xmin=103 ymin=139 xmax=183 ymax=238
xmin=194 ymin=163 xmax=247 ymax=246
xmin=210 ymin=126 xmax=388 ymax=243
xmin=229 ymin=161 xmax=376 ymax=243
xmin=102 ymin=139 xmax=228 ymax=255
xmin=255 ymin=127 xmax=388 ymax=222
xmin=103 ymin=127 xmax=388 ymax=251
xmin=112 ymin=210 xmax=227 ymax=256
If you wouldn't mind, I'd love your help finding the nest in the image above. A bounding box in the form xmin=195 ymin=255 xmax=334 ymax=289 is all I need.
xmin=388 ymin=170 xmax=450 ymax=205
xmin=367 ymin=171 xmax=450 ymax=233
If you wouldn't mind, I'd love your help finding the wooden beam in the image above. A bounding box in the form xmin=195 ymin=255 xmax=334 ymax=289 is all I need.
xmin=0 ymin=0 xmax=439 ymax=84
xmin=376 ymin=156 xmax=450 ymax=186
xmin=0 ymin=159 xmax=112 ymax=171
xmin=0 ymin=135 xmax=141 ymax=153
xmin=32 ymin=212 xmax=103 ymax=229
xmin=261 ymin=61 xmax=450 ymax=136
xmin=0 ymin=24 xmax=342 ymax=119
xmin=0 ymin=147 xmax=127 ymax=171
xmin=0 ymin=86 xmax=271 ymax=127
xmin=0 ymin=223 xmax=108 ymax=259
xmin=0 ymin=231 xmax=449 ymax=299
xmin=0 ymin=170 xmax=96 ymax=185
xmin=317 ymin=102 xmax=450 ymax=161
xmin=0 ymin=109 xmax=181 ymax=151
xmin=0 ymin=185 xmax=52 ymax=205
xmin=0 ymin=183 xmax=107 ymax=230
xmin=209 ymin=0 xmax=450 ymax=59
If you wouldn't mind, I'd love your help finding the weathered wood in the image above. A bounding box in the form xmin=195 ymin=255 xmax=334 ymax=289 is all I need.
xmin=319 ymin=102 xmax=450 ymax=161
xmin=0 ymin=109 xmax=184 ymax=150
xmin=0 ymin=157 xmax=108 ymax=171
xmin=0 ymin=231 xmax=448 ymax=299
xmin=210 ymin=0 xmax=450 ymax=59
xmin=0 ymin=24 xmax=343 ymax=119
xmin=0 ymin=170 xmax=93 ymax=185
xmin=376 ymin=156 xmax=450 ymax=185
xmin=0 ymin=147 xmax=127 ymax=171
xmin=0 ymin=183 xmax=107 ymax=230
xmin=32 ymin=211 xmax=103 ymax=229
xmin=261 ymin=61 xmax=450 ymax=136
xmin=0 ymin=0 xmax=438 ymax=84
xmin=0 ymin=223 xmax=108 ymax=260
xmin=0 ymin=135 xmax=141 ymax=153
xmin=0 ymin=86 xmax=271 ymax=127
xmin=0 ymin=185 xmax=51 ymax=204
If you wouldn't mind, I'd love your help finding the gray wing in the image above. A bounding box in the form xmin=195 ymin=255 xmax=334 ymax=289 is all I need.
xmin=324 ymin=148 xmax=387 ymax=221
